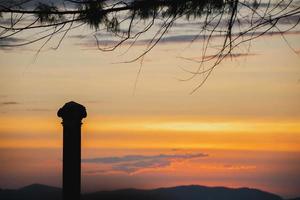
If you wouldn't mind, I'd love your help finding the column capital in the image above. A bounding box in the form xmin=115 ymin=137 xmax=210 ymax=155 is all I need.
xmin=57 ymin=101 xmax=87 ymax=121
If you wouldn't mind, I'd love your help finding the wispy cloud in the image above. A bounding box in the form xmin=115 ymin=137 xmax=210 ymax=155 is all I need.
xmin=178 ymin=53 xmax=258 ymax=62
xmin=77 ymin=30 xmax=300 ymax=49
xmin=26 ymin=108 xmax=52 ymax=112
xmin=0 ymin=37 xmax=27 ymax=51
xmin=0 ymin=101 xmax=19 ymax=106
xmin=79 ymin=13 xmax=300 ymax=48
xmin=0 ymin=0 xmax=69 ymax=10
xmin=83 ymin=153 xmax=208 ymax=174
xmin=222 ymin=164 xmax=256 ymax=170
xmin=84 ymin=169 xmax=107 ymax=175
xmin=0 ymin=37 xmax=25 ymax=46
xmin=112 ymin=158 xmax=171 ymax=173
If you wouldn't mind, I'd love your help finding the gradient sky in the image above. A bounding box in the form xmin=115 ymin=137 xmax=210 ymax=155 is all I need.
xmin=0 ymin=8 xmax=300 ymax=199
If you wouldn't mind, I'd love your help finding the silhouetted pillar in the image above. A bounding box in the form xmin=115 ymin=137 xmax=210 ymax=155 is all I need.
xmin=57 ymin=101 xmax=87 ymax=200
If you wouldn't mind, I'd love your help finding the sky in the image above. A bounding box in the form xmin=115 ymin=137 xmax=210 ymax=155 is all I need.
xmin=1 ymin=3 xmax=300 ymax=199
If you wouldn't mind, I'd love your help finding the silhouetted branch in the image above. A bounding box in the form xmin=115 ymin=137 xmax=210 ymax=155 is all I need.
xmin=0 ymin=0 xmax=299 ymax=91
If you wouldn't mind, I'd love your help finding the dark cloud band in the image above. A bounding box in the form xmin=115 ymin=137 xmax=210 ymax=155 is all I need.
xmin=83 ymin=153 xmax=208 ymax=173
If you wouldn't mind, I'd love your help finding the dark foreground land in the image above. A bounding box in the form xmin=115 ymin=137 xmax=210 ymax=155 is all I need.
xmin=0 ymin=184 xmax=298 ymax=200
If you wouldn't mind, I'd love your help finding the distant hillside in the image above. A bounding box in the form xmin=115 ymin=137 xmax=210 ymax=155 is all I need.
xmin=0 ymin=184 xmax=61 ymax=200
xmin=0 ymin=184 xmax=289 ymax=200
xmin=84 ymin=185 xmax=283 ymax=200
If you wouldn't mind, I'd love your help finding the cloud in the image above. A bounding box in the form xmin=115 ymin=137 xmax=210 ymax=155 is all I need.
xmin=178 ymin=53 xmax=258 ymax=62
xmin=112 ymin=158 xmax=171 ymax=173
xmin=139 ymin=30 xmax=300 ymax=44
xmin=84 ymin=169 xmax=107 ymax=175
xmin=277 ymin=15 xmax=300 ymax=25
xmin=0 ymin=37 xmax=27 ymax=50
xmin=0 ymin=101 xmax=19 ymax=106
xmin=0 ymin=37 xmax=24 ymax=45
xmin=82 ymin=153 xmax=207 ymax=163
xmin=77 ymin=29 xmax=300 ymax=50
xmin=205 ymin=53 xmax=258 ymax=59
xmin=1 ymin=0 xmax=70 ymax=10
xmin=222 ymin=164 xmax=256 ymax=170
xmin=26 ymin=108 xmax=52 ymax=112
xmin=84 ymin=100 xmax=105 ymax=104
xmin=83 ymin=153 xmax=208 ymax=174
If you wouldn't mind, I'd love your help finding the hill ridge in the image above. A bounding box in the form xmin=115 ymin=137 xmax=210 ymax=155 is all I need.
xmin=0 ymin=183 xmax=297 ymax=200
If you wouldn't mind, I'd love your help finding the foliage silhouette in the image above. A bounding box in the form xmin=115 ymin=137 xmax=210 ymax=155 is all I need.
xmin=0 ymin=0 xmax=299 ymax=91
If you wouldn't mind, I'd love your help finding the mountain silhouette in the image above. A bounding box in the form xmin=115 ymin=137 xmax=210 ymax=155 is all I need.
xmin=0 ymin=184 xmax=61 ymax=200
xmin=0 ymin=184 xmax=298 ymax=200
xmin=83 ymin=185 xmax=283 ymax=200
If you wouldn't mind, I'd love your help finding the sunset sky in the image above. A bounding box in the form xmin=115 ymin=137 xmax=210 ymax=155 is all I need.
xmin=1 ymin=6 xmax=300 ymax=198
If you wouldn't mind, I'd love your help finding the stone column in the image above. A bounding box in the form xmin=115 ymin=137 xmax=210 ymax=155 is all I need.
xmin=57 ymin=101 xmax=87 ymax=200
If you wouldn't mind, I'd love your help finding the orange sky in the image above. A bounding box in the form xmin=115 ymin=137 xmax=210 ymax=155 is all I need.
xmin=1 ymin=116 xmax=300 ymax=151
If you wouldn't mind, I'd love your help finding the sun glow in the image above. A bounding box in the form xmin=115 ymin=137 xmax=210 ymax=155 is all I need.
xmin=1 ymin=116 xmax=299 ymax=151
